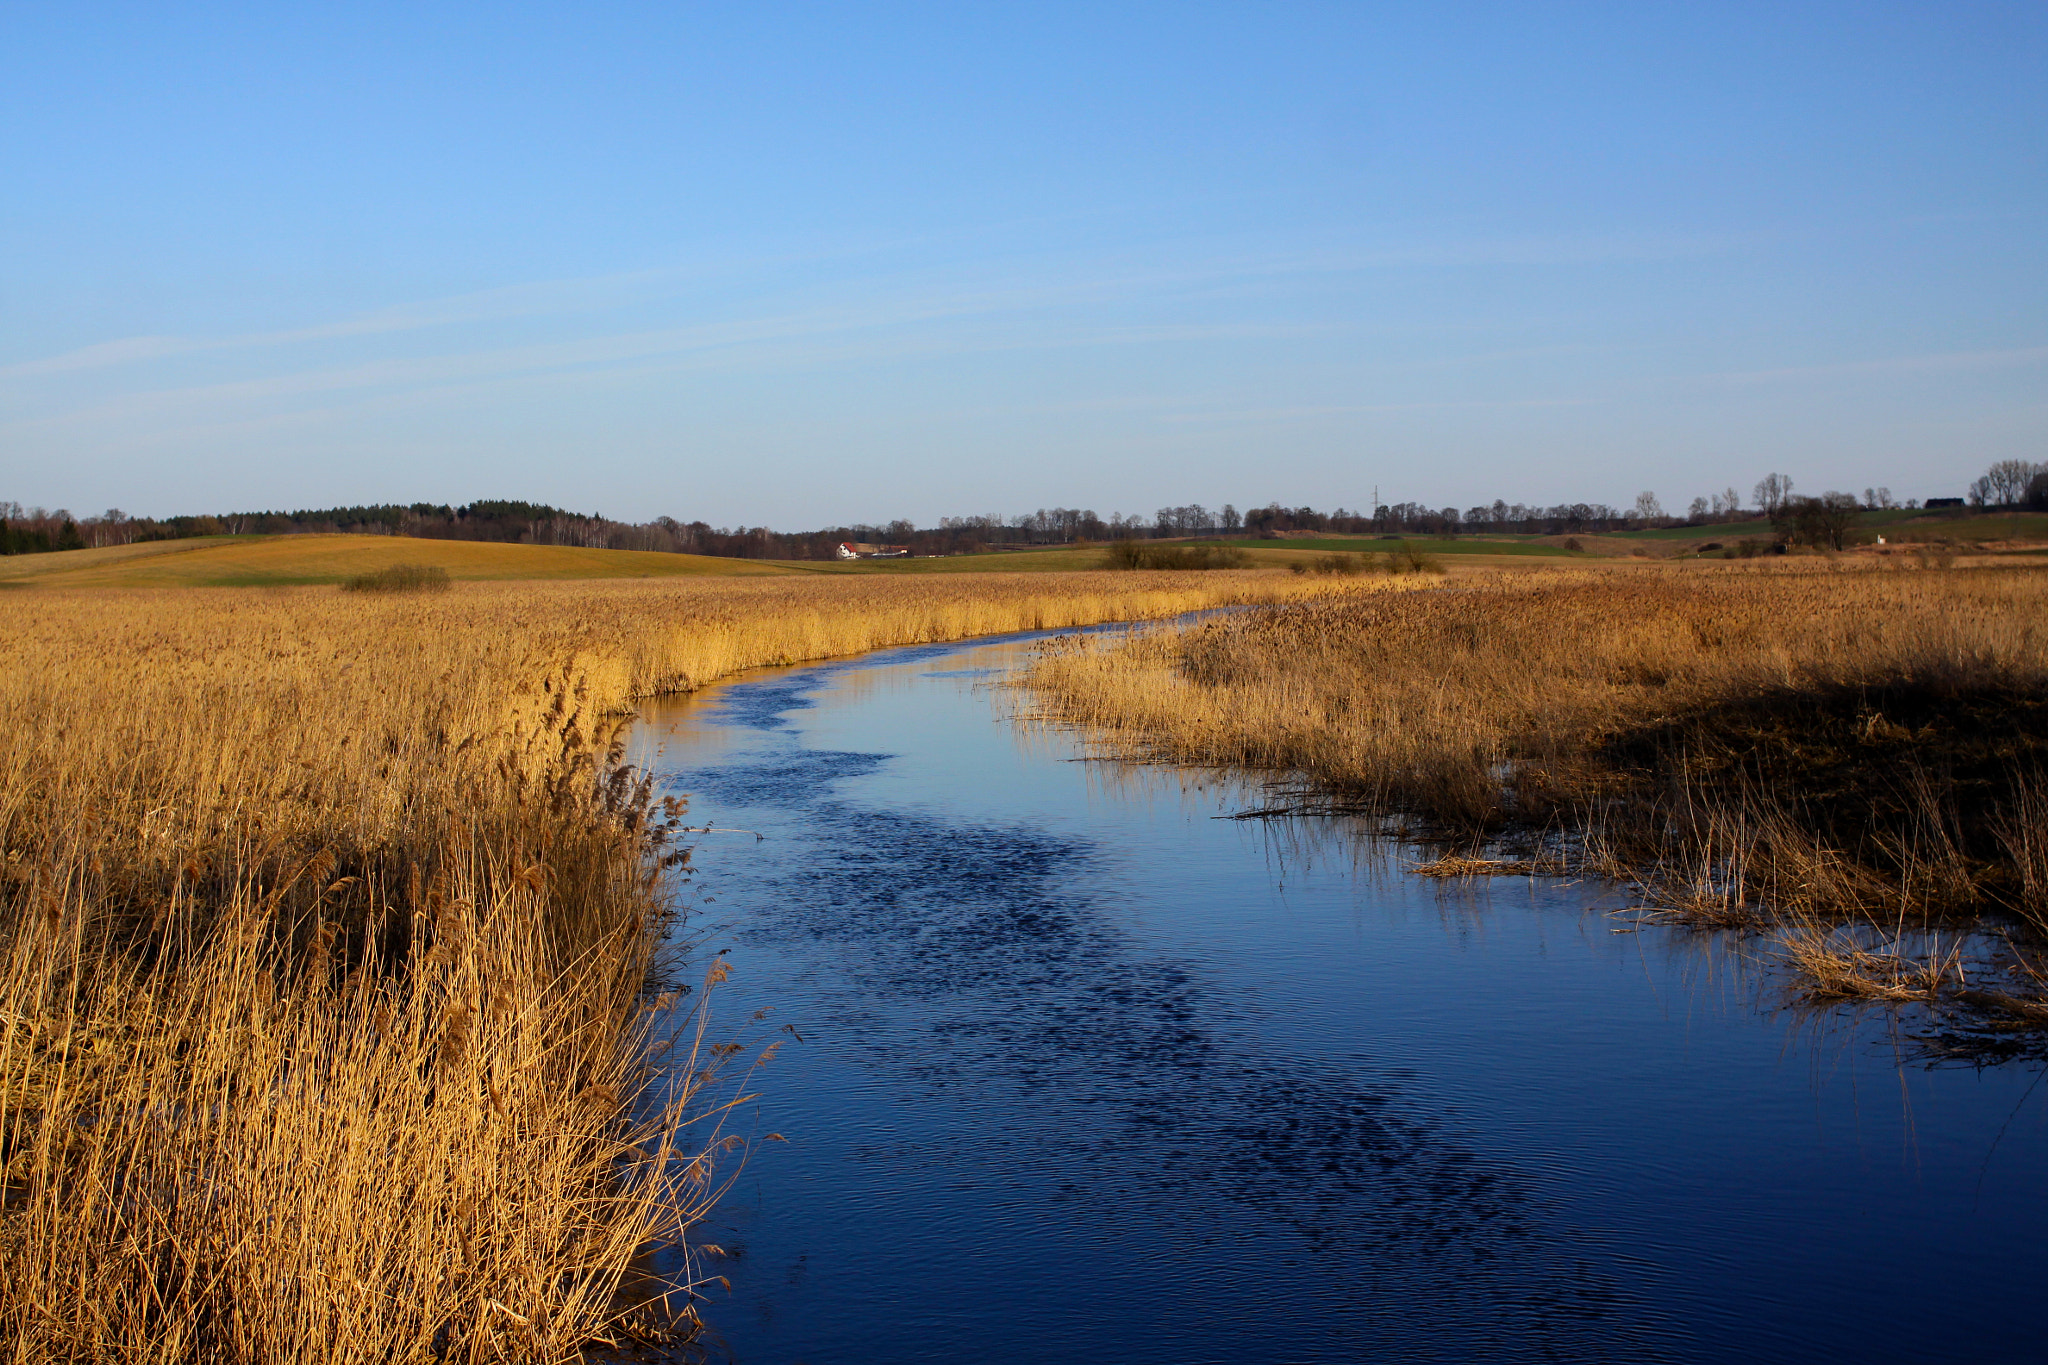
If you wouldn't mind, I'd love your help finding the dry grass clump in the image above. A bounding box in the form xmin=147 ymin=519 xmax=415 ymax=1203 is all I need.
xmin=340 ymin=561 xmax=452 ymax=592
xmin=0 ymin=569 xmax=1346 ymax=1361
xmin=1028 ymin=562 xmax=2048 ymax=1031
xmin=1410 ymin=855 xmax=1549 ymax=877
xmin=1777 ymin=929 xmax=1962 ymax=1002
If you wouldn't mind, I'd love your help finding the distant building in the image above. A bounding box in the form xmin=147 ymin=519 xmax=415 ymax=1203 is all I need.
xmin=837 ymin=541 xmax=911 ymax=559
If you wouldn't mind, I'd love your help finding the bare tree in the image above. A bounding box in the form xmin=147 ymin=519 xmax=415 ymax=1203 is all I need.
xmin=1978 ymin=459 xmax=2042 ymax=507
xmin=82 ymin=508 xmax=133 ymax=548
xmin=1632 ymin=491 xmax=1664 ymax=523
xmin=1753 ymin=473 xmax=1793 ymax=515
xmin=1688 ymin=496 xmax=1710 ymax=522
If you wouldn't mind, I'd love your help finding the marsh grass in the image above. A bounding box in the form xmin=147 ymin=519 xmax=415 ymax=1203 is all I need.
xmin=0 ymin=649 xmax=728 ymax=1360
xmin=0 ymin=569 xmax=1354 ymax=1361
xmin=340 ymin=561 xmax=453 ymax=593
xmin=1027 ymin=562 xmax=2048 ymax=1034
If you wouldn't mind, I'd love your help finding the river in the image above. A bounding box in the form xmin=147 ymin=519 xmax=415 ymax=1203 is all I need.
xmin=628 ymin=625 xmax=2045 ymax=1364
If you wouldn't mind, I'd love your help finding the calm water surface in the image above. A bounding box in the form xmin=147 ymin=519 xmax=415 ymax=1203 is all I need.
xmin=629 ymin=627 xmax=2045 ymax=1365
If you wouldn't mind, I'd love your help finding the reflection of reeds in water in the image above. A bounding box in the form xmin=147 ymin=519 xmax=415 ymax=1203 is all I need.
xmin=1026 ymin=563 xmax=2048 ymax=1039
xmin=1043 ymin=709 xmax=1993 ymax=1075
xmin=1054 ymin=746 xmax=1783 ymax=1019
xmin=0 ymin=571 xmax=1353 ymax=1360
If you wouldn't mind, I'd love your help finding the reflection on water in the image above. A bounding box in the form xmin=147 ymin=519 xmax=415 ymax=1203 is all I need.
xmin=630 ymin=628 xmax=2046 ymax=1365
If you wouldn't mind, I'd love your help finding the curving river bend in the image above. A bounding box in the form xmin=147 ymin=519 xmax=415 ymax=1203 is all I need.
xmin=628 ymin=625 xmax=2045 ymax=1365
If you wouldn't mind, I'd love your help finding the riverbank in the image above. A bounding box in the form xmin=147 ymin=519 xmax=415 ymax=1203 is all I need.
xmin=0 ymin=570 xmax=1363 ymax=1360
xmin=1025 ymin=561 xmax=2048 ymax=1043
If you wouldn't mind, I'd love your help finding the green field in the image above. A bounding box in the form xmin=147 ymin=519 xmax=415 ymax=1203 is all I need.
xmin=1606 ymin=518 xmax=1776 ymax=542
xmin=1220 ymin=536 xmax=1580 ymax=558
xmin=1897 ymin=511 xmax=2048 ymax=542
xmin=1609 ymin=508 xmax=2048 ymax=544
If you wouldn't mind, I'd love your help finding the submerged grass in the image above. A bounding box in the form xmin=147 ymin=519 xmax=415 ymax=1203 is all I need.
xmin=1026 ymin=561 xmax=2048 ymax=1038
xmin=0 ymin=569 xmax=1358 ymax=1361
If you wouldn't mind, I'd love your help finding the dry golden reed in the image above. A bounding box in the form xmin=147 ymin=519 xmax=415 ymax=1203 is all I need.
xmin=0 ymin=569 xmax=1357 ymax=1361
xmin=1028 ymin=562 xmax=2048 ymax=1027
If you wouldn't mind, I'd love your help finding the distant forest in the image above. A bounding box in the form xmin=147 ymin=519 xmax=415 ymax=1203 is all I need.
xmin=4 ymin=462 xmax=2042 ymax=560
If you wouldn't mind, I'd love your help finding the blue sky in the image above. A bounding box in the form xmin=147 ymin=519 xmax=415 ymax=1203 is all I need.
xmin=2 ymin=2 xmax=2043 ymax=526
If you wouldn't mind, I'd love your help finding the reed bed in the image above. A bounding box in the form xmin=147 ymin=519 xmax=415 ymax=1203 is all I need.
xmin=0 ymin=569 xmax=1349 ymax=1362
xmin=1026 ymin=562 xmax=2048 ymax=1036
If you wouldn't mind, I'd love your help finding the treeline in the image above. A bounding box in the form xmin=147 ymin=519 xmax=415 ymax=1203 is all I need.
xmin=0 ymin=494 xmax=1735 ymax=559
xmin=0 ymin=505 xmax=86 ymax=555
xmin=1969 ymin=459 xmax=2048 ymax=510
xmin=0 ymin=500 xmax=625 ymax=552
xmin=7 ymin=461 xmax=2040 ymax=560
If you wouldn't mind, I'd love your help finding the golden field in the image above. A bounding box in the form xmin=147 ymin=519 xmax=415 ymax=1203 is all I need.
xmin=0 ymin=569 xmax=1362 ymax=1361
xmin=1027 ymin=561 xmax=2048 ymax=1030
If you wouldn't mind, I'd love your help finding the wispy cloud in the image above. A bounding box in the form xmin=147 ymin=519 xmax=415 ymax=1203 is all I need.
xmin=0 ymin=222 xmax=1768 ymax=468
xmin=1156 ymin=397 xmax=1593 ymax=425
xmin=1698 ymin=344 xmax=2048 ymax=385
xmin=12 ymin=335 xmax=205 ymax=375
xmin=0 ymin=265 xmax=707 ymax=379
xmin=1 ymin=222 xmax=1742 ymax=383
xmin=1 ymin=276 xmax=1341 ymax=441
